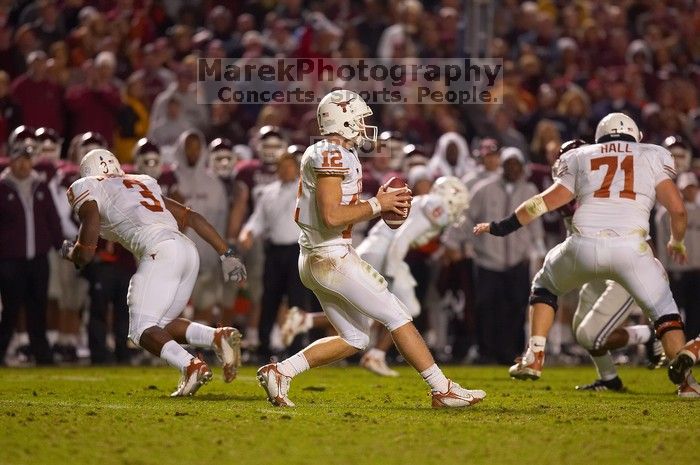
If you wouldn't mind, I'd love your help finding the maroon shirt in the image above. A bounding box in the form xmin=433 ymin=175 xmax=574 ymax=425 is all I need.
xmin=0 ymin=169 xmax=62 ymax=260
xmin=65 ymin=84 xmax=121 ymax=145
xmin=10 ymin=74 xmax=65 ymax=135
xmin=234 ymin=159 xmax=278 ymax=211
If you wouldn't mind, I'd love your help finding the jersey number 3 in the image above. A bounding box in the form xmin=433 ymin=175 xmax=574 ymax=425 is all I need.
xmin=123 ymin=179 xmax=164 ymax=212
xmin=590 ymin=156 xmax=636 ymax=200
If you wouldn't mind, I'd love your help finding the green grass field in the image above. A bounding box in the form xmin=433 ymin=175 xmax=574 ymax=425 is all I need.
xmin=0 ymin=364 xmax=697 ymax=465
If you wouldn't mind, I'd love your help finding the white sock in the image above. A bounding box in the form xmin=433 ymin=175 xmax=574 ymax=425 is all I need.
xmin=185 ymin=322 xmax=216 ymax=348
xmin=17 ymin=332 xmax=29 ymax=345
xmin=47 ymin=330 xmax=59 ymax=346
xmin=367 ymin=348 xmax=386 ymax=360
xmin=420 ymin=363 xmax=449 ymax=393
xmin=623 ymin=325 xmax=651 ymax=346
xmin=529 ymin=336 xmax=547 ymax=353
xmin=591 ymin=353 xmax=618 ymax=381
xmin=277 ymin=352 xmax=310 ymax=378
xmin=160 ymin=340 xmax=194 ymax=372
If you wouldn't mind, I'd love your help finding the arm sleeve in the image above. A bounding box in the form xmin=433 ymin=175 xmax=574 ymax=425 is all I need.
xmin=242 ymin=195 xmax=266 ymax=238
xmin=553 ymin=151 xmax=577 ymax=192
xmin=384 ymin=210 xmax=434 ymax=278
xmin=653 ymin=147 xmax=677 ymax=186
xmin=66 ymin=178 xmax=100 ymax=214
xmin=308 ymin=144 xmax=351 ymax=177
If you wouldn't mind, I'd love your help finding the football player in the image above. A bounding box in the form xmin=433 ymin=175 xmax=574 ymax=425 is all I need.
xmin=256 ymin=90 xmax=486 ymax=408
xmin=62 ymin=149 xmax=247 ymax=396
xmin=281 ymin=176 xmax=470 ymax=377
xmin=474 ymin=113 xmax=696 ymax=396
xmin=132 ymin=138 xmax=180 ymax=198
xmin=228 ymin=126 xmax=288 ymax=350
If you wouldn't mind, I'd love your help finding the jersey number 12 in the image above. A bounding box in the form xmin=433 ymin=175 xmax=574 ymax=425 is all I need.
xmin=590 ymin=156 xmax=636 ymax=200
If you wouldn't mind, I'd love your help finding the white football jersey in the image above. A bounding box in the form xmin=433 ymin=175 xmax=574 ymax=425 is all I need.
xmin=554 ymin=142 xmax=675 ymax=237
xmin=295 ymin=140 xmax=363 ymax=249
xmin=68 ymin=174 xmax=181 ymax=258
xmin=359 ymin=194 xmax=450 ymax=278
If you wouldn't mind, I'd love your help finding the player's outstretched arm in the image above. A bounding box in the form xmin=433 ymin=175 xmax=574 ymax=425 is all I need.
xmin=473 ymin=183 xmax=574 ymax=237
xmin=61 ymin=200 xmax=100 ymax=268
xmin=316 ymin=175 xmax=411 ymax=228
xmin=656 ymin=178 xmax=688 ymax=265
xmin=164 ymin=197 xmax=247 ymax=282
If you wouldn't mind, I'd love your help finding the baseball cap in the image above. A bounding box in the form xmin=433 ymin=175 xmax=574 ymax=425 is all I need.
xmin=500 ymin=147 xmax=525 ymax=164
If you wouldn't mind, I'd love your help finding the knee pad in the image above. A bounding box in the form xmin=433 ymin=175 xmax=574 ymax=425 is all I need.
xmin=529 ymin=287 xmax=559 ymax=311
xmin=341 ymin=332 xmax=370 ymax=351
xmin=574 ymin=323 xmax=598 ymax=351
xmin=654 ymin=313 xmax=684 ymax=339
xmin=128 ymin=313 xmax=160 ymax=346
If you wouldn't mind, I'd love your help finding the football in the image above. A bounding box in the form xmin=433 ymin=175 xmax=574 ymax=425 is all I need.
xmin=381 ymin=176 xmax=411 ymax=229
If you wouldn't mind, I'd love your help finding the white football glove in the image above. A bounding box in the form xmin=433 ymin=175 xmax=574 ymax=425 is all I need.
xmin=220 ymin=249 xmax=247 ymax=283
xmin=60 ymin=239 xmax=75 ymax=260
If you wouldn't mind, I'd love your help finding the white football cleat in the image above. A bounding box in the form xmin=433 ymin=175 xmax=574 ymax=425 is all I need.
xmin=280 ymin=307 xmax=311 ymax=348
xmin=431 ymin=380 xmax=486 ymax=408
xmin=213 ymin=327 xmax=242 ymax=383
xmin=171 ymin=358 xmax=213 ymax=397
xmin=509 ymin=350 xmax=545 ymax=380
xmin=257 ymin=363 xmax=295 ymax=407
xmin=678 ymin=373 xmax=700 ymax=398
xmin=360 ymin=352 xmax=399 ymax=377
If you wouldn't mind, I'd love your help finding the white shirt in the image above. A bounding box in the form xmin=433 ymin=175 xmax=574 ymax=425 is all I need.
xmin=554 ymin=142 xmax=675 ymax=237
xmin=68 ymin=174 xmax=181 ymax=259
xmin=244 ymin=179 xmax=300 ymax=245
xmin=358 ymin=194 xmax=450 ymax=278
xmin=295 ymin=140 xmax=363 ymax=249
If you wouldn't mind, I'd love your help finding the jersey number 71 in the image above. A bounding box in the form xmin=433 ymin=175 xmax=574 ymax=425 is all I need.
xmin=590 ymin=156 xmax=636 ymax=200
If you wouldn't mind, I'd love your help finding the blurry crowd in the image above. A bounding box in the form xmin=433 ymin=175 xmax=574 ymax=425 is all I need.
xmin=0 ymin=0 xmax=699 ymax=366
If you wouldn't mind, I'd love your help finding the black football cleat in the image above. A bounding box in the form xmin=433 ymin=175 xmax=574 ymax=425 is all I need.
xmin=575 ymin=376 xmax=625 ymax=392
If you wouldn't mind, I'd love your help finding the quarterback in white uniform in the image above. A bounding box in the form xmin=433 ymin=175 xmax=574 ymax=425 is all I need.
xmin=281 ymin=177 xmax=470 ymax=377
xmin=256 ymin=90 xmax=485 ymax=408
xmin=475 ymin=113 xmax=696 ymax=396
xmin=62 ymin=149 xmax=247 ymax=396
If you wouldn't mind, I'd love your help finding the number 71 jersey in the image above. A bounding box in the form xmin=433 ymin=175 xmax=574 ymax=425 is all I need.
xmin=67 ymin=174 xmax=181 ymax=258
xmin=554 ymin=142 xmax=676 ymax=237
xmin=295 ymin=141 xmax=363 ymax=249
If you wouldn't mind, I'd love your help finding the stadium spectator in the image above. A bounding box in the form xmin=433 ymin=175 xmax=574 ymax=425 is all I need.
xmin=172 ymin=130 xmax=229 ymax=326
xmin=65 ymin=59 xmax=121 ymax=145
xmin=149 ymin=59 xmax=207 ymax=132
xmin=656 ymin=172 xmax=700 ymax=340
xmin=0 ymin=131 xmax=62 ymax=365
xmin=443 ymin=148 xmax=545 ymax=364
xmin=0 ymin=71 xmax=23 ymax=155
xmin=238 ymin=152 xmax=306 ymax=357
xmin=10 ymin=50 xmax=64 ymax=135
xmin=147 ymin=95 xmax=190 ymax=158
xmin=113 ymin=71 xmax=150 ymax=163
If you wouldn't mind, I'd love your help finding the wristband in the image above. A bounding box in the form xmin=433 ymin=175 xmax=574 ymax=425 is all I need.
xmin=367 ymin=197 xmax=381 ymax=215
xmin=669 ymin=238 xmax=686 ymax=253
xmin=489 ymin=213 xmax=522 ymax=237
xmin=220 ymin=247 xmax=237 ymax=260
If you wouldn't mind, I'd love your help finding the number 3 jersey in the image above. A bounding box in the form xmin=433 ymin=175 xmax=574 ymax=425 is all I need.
xmin=67 ymin=174 xmax=181 ymax=259
xmin=295 ymin=140 xmax=363 ymax=249
xmin=554 ymin=142 xmax=675 ymax=237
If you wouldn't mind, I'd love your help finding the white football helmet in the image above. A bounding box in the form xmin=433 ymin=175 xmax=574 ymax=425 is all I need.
xmin=255 ymin=126 xmax=288 ymax=165
xmin=317 ymin=89 xmax=377 ymax=145
xmin=430 ymin=176 xmax=470 ymax=222
xmin=80 ymin=149 xmax=124 ymax=178
xmin=595 ymin=112 xmax=641 ymax=143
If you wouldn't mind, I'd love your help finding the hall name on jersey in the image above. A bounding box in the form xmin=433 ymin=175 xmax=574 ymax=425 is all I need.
xmin=600 ymin=142 xmax=633 ymax=154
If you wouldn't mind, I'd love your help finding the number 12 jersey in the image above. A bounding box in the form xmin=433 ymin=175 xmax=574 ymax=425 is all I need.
xmin=295 ymin=140 xmax=363 ymax=249
xmin=554 ymin=142 xmax=676 ymax=237
xmin=67 ymin=174 xmax=181 ymax=259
